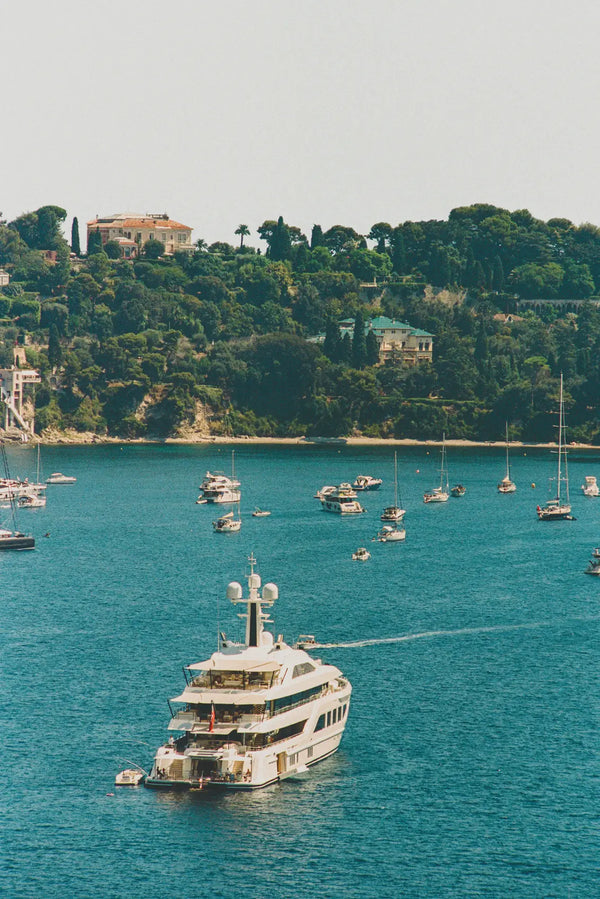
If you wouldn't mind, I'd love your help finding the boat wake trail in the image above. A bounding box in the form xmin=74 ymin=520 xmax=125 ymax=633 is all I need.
xmin=314 ymin=621 xmax=556 ymax=649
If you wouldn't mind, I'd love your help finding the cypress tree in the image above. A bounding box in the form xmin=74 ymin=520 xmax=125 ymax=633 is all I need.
xmin=352 ymin=312 xmax=367 ymax=369
xmin=366 ymin=329 xmax=380 ymax=366
xmin=71 ymin=217 xmax=81 ymax=256
xmin=323 ymin=319 xmax=341 ymax=361
xmin=340 ymin=333 xmax=352 ymax=364
xmin=48 ymin=324 xmax=62 ymax=368
xmin=310 ymin=224 xmax=324 ymax=249
xmin=492 ymin=255 xmax=505 ymax=292
xmin=269 ymin=216 xmax=292 ymax=261
xmin=87 ymin=228 xmax=103 ymax=255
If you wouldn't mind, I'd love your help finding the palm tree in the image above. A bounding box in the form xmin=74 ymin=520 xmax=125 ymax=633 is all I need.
xmin=235 ymin=224 xmax=250 ymax=249
xmin=195 ymin=238 xmax=208 ymax=252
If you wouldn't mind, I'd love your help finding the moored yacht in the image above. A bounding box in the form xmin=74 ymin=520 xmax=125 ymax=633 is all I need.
xmin=380 ymin=451 xmax=406 ymax=522
xmin=498 ymin=422 xmax=516 ymax=493
xmin=198 ymin=452 xmax=241 ymax=504
xmin=320 ymin=484 xmax=365 ymax=514
xmin=145 ymin=555 xmax=352 ymax=790
xmin=537 ymin=374 xmax=574 ymax=521
xmin=352 ymin=475 xmax=382 ymax=491
xmin=424 ymin=435 xmax=449 ymax=503
xmin=581 ymin=476 xmax=599 ymax=497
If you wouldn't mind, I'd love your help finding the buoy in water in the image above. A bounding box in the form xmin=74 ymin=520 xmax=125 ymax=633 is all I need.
xmin=531 ymin=483 xmax=535 ymax=488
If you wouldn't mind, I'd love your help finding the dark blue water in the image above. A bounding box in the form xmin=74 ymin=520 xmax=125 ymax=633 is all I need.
xmin=2 ymin=443 xmax=599 ymax=898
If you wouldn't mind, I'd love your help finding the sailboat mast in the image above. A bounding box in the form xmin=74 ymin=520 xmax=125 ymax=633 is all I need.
xmin=394 ymin=451 xmax=398 ymax=508
xmin=557 ymin=374 xmax=563 ymax=503
xmin=505 ymin=422 xmax=510 ymax=479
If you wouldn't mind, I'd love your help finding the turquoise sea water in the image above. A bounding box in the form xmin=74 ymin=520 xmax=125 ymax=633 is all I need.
xmin=2 ymin=443 xmax=600 ymax=898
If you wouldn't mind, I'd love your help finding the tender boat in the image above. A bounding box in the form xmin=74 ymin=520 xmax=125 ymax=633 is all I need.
xmin=581 ymin=476 xmax=599 ymax=497
xmin=376 ymin=523 xmax=406 ymax=542
xmin=424 ymin=435 xmax=449 ymax=503
xmin=352 ymin=475 xmax=382 ymax=491
xmin=296 ymin=634 xmax=317 ymax=650
xmin=145 ymin=555 xmax=352 ymax=791
xmin=252 ymin=508 xmax=271 ymax=517
xmin=585 ymin=558 xmax=600 ymax=576
xmin=450 ymin=484 xmax=466 ymax=497
xmin=115 ymin=767 xmax=146 ymax=786
xmin=320 ymin=485 xmax=365 ymax=514
xmin=352 ymin=546 xmax=371 ymax=561
xmin=498 ymin=422 xmax=516 ymax=493
xmin=46 ymin=472 xmax=76 ymax=484
xmin=381 ymin=451 xmax=406 ymax=521
xmin=537 ymin=374 xmax=574 ymax=521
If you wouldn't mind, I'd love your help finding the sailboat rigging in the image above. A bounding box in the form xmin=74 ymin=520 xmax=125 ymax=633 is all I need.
xmin=213 ymin=450 xmax=242 ymax=532
xmin=380 ymin=451 xmax=406 ymax=521
xmin=424 ymin=433 xmax=449 ymax=503
xmin=0 ymin=441 xmax=35 ymax=549
xmin=536 ymin=374 xmax=574 ymax=521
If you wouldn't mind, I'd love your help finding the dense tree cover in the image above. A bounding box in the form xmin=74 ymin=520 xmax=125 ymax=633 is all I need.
xmin=3 ymin=203 xmax=600 ymax=441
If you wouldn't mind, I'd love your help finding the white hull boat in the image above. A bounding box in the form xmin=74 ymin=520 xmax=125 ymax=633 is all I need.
xmin=145 ymin=555 xmax=351 ymax=791
xmin=424 ymin=435 xmax=449 ymax=503
xmin=582 ymin=476 xmax=599 ymax=497
xmin=537 ymin=374 xmax=574 ymax=521
xmin=498 ymin=423 xmax=516 ymax=493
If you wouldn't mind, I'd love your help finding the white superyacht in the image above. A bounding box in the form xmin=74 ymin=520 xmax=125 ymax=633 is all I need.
xmin=145 ymin=555 xmax=352 ymax=791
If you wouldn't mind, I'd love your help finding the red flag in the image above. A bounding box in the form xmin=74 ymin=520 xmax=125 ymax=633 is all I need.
xmin=209 ymin=704 xmax=215 ymax=732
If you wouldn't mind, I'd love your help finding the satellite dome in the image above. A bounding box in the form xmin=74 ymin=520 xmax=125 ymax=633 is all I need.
xmin=263 ymin=583 xmax=278 ymax=601
xmin=226 ymin=581 xmax=243 ymax=600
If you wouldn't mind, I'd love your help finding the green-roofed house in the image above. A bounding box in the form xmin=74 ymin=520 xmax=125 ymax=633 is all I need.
xmin=333 ymin=316 xmax=433 ymax=366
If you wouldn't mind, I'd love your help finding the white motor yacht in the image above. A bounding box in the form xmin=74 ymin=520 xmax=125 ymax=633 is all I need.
xmin=352 ymin=475 xmax=382 ymax=491
xmin=581 ymin=476 xmax=599 ymax=497
xmin=145 ymin=555 xmax=352 ymax=791
xmin=115 ymin=767 xmax=146 ymax=786
xmin=46 ymin=472 xmax=76 ymax=484
xmin=320 ymin=485 xmax=365 ymax=514
xmin=199 ymin=452 xmax=241 ymax=503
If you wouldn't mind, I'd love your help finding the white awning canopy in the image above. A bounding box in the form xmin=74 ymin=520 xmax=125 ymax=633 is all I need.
xmin=170 ymin=689 xmax=267 ymax=705
xmin=186 ymin=658 xmax=281 ymax=673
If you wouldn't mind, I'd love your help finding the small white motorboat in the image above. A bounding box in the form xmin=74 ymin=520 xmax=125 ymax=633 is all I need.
xmin=252 ymin=508 xmax=271 ymax=517
xmin=115 ymin=767 xmax=146 ymax=786
xmin=46 ymin=472 xmax=76 ymax=484
xmin=296 ymin=634 xmax=317 ymax=650
xmin=582 ymin=476 xmax=599 ymax=497
xmin=450 ymin=484 xmax=466 ymax=497
xmin=352 ymin=546 xmax=371 ymax=561
xmin=376 ymin=524 xmax=406 ymax=543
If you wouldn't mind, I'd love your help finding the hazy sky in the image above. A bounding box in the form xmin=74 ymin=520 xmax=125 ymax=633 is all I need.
xmin=3 ymin=0 xmax=600 ymax=247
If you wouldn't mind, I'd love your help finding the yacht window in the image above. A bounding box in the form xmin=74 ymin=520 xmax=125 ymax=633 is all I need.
xmin=315 ymin=713 xmax=326 ymax=731
xmin=292 ymin=662 xmax=316 ymax=678
xmin=326 ymin=711 xmax=331 ymax=726
xmin=270 ymin=685 xmax=322 ymax=716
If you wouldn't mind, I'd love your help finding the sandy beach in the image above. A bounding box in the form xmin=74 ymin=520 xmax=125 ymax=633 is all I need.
xmin=19 ymin=428 xmax=600 ymax=451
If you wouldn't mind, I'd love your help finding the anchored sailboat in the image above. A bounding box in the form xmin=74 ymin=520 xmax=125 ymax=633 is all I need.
xmin=381 ymin=451 xmax=406 ymax=521
xmin=537 ymin=374 xmax=574 ymax=521
xmin=498 ymin=422 xmax=516 ymax=493
xmin=213 ymin=451 xmax=242 ymax=532
xmin=424 ymin=434 xmax=449 ymax=503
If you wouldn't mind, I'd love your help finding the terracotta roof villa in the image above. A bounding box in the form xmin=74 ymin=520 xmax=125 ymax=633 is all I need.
xmin=87 ymin=212 xmax=193 ymax=258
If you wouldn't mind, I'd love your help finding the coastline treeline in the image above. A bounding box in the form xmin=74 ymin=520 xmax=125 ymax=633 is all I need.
xmin=2 ymin=203 xmax=600 ymax=442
